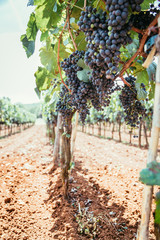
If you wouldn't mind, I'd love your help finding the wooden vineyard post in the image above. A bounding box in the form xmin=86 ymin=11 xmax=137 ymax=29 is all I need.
xmin=139 ymin=120 xmax=142 ymax=148
xmin=137 ymin=15 xmax=160 ymax=240
xmin=71 ymin=111 xmax=79 ymax=159
xmin=52 ymin=112 xmax=62 ymax=169
xmin=118 ymin=121 xmax=121 ymax=142
xmin=143 ymin=121 xmax=149 ymax=148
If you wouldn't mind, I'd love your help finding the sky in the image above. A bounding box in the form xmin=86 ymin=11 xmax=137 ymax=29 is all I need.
xmin=0 ymin=0 xmax=41 ymax=104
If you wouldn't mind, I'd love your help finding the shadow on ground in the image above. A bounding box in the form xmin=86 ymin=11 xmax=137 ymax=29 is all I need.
xmin=43 ymin=158 xmax=139 ymax=240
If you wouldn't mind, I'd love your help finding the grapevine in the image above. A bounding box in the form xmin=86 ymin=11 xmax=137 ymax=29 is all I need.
xmin=21 ymin=0 xmax=160 ymax=238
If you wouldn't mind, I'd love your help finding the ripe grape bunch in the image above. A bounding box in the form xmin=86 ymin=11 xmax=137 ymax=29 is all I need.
xmin=77 ymin=0 xmax=144 ymax=80
xmin=119 ymin=76 xmax=146 ymax=127
xmin=130 ymin=2 xmax=160 ymax=40
xmin=60 ymin=50 xmax=102 ymax=123
xmin=56 ymin=79 xmax=76 ymax=126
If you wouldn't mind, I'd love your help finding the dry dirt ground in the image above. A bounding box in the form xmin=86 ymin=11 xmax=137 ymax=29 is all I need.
xmin=0 ymin=124 xmax=158 ymax=240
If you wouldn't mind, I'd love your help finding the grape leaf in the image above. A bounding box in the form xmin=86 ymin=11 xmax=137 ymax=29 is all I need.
xmin=77 ymin=69 xmax=92 ymax=82
xmin=71 ymin=0 xmax=84 ymax=19
xmin=34 ymin=67 xmax=53 ymax=91
xmin=54 ymin=42 xmax=70 ymax=60
xmin=139 ymin=161 xmax=160 ymax=186
xmin=75 ymin=32 xmax=86 ymax=51
xmin=136 ymin=69 xmax=149 ymax=85
xmin=20 ymin=34 xmax=35 ymax=58
xmin=141 ymin=0 xmax=154 ymax=11
xmin=34 ymin=87 xmax=41 ymax=99
xmin=39 ymin=47 xmax=57 ymax=71
xmin=77 ymin=58 xmax=92 ymax=71
xmin=135 ymin=82 xmax=147 ymax=100
xmin=35 ymin=0 xmax=63 ymax=30
xmin=77 ymin=59 xmax=87 ymax=69
xmin=148 ymin=81 xmax=155 ymax=100
xmin=93 ymin=0 xmax=106 ymax=10
xmin=26 ymin=13 xmax=38 ymax=41
xmin=40 ymin=31 xmax=49 ymax=42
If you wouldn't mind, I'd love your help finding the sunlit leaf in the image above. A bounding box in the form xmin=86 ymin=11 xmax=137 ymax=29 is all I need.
xmin=136 ymin=69 xmax=149 ymax=85
xmin=39 ymin=47 xmax=57 ymax=71
xmin=26 ymin=13 xmax=38 ymax=41
xmin=35 ymin=0 xmax=63 ymax=30
xmin=34 ymin=67 xmax=53 ymax=91
xmin=20 ymin=34 xmax=35 ymax=58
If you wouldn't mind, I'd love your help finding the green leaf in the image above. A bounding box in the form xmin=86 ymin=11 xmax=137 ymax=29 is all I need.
xmin=93 ymin=0 xmax=106 ymax=11
xmin=20 ymin=34 xmax=35 ymax=58
xmin=148 ymin=81 xmax=155 ymax=100
xmin=139 ymin=161 xmax=160 ymax=186
xmin=77 ymin=69 xmax=92 ymax=82
xmin=39 ymin=47 xmax=57 ymax=71
xmin=44 ymin=94 xmax=51 ymax=103
xmin=77 ymin=59 xmax=86 ymax=69
xmin=75 ymin=32 xmax=86 ymax=51
xmin=26 ymin=13 xmax=38 ymax=41
xmin=136 ymin=69 xmax=149 ymax=86
xmin=126 ymin=38 xmax=139 ymax=56
xmin=141 ymin=0 xmax=154 ymax=11
xmin=34 ymin=87 xmax=41 ymax=99
xmin=71 ymin=0 xmax=84 ymax=19
xmin=40 ymin=31 xmax=49 ymax=41
xmin=54 ymin=42 xmax=69 ymax=60
xmin=135 ymin=82 xmax=147 ymax=100
xmin=34 ymin=67 xmax=52 ymax=91
xmin=35 ymin=0 xmax=63 ymax=30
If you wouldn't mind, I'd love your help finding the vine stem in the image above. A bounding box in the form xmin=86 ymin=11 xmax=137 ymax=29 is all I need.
xmin=84 ymin=0 xmax=87 ymax=10
xmin=121 ymin=76 xmax=131 ymax=87
xmin=67 ymin=7 xmax=78 ymax=51
xmin=132 ymin=27 xmax=144 ymax=34
xmin=119 ymin=14 xmax=159 ymax=79
xmin=57 ymin=1 xmax=81 ymax=91
xmin=65 ymin=1 xmax=84 ymax=10
xmin=57 ymin=16 xmax=71 ymax=92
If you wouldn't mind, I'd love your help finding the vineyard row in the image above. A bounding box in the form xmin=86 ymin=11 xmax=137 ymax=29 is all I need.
xmin=78 ymin=122 xmax=160 ymax=150
xmin=0 ymin=123 xmax=35 ymax=139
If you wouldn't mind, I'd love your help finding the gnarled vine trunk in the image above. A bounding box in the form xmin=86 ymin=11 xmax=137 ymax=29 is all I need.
xmin=60 ymin=115 xmax=73 ymax=199
xmin=52 ymin=112 xmax=62 ymax=168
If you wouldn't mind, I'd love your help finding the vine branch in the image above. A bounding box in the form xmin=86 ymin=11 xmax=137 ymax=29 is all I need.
xmin=57 ymin=10 xmax=71 ymax=92
xmin=121 ymin=76 xmax=131 ymax=87
xmin=118 ymin=14 xmax=159 ymax=80
xmin=67 ymin=7 xmax=78 ymax=51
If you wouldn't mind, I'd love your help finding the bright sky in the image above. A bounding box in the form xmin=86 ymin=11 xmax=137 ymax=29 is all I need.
xmin=0 ymin=0 xmax=41 ymax=104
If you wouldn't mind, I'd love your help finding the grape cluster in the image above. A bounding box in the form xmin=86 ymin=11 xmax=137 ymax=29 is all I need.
xmin=130 ymin=3 xmax=160 ymax=40
xmin=60 ymin=50 xmax=102 ymax=123
xmin=119 ymin=76 xmax=146 ymax=127
xmin=56 ymin=80 xmax=76 ymax=126
xmin=77 ymin=5 xmax=135 ymax=87
xmin=129 ymin=0 xmax=144 ymax=12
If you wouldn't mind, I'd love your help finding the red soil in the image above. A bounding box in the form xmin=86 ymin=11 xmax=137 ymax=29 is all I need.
xmin=0 ymin=124 xmax=158 ymax=240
